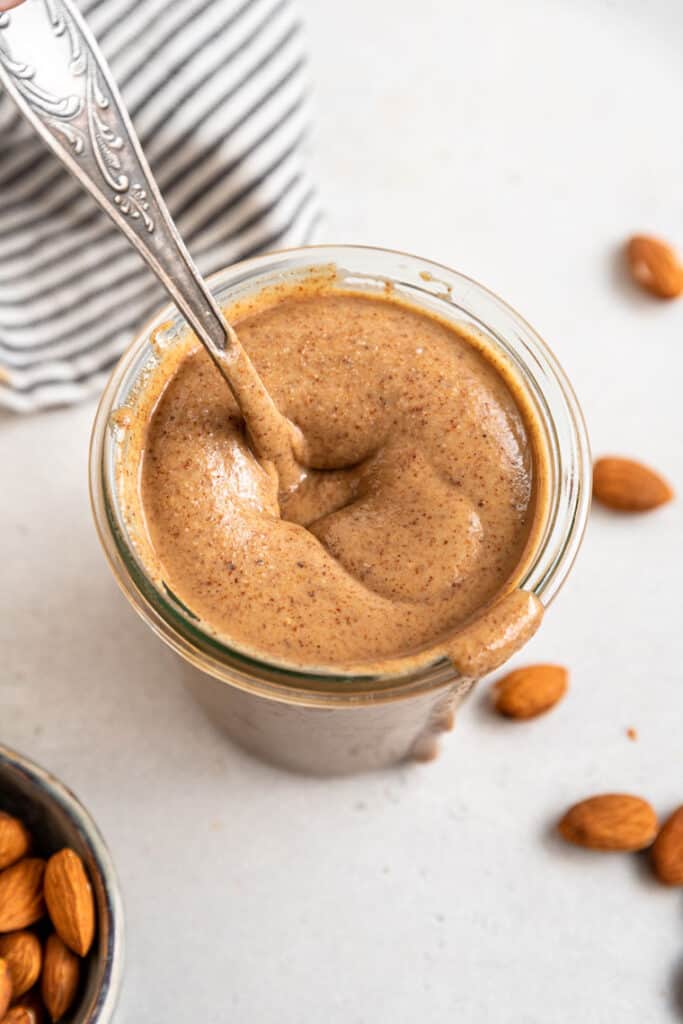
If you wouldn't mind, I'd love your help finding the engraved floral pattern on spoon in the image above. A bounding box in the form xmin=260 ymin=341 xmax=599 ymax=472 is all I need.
xmin=0 ymin=0 xmax=154 ymax=231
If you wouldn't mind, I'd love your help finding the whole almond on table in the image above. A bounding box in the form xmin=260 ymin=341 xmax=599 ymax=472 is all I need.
xmin=593 ymin=457 xmax=674 ymax=512
xmin=0 ymin=959 xmax=11 ymax=1019
xmin=651 ymin=805 xmax=683 ymax=886
xmin=0 ymin=932 xmax=42 ymax=999
xmin=0 ymin=816 xmax=31 ymax=872
xmin=625 ymin=234 xmax=683 ymax=298
xmin=492 ymin=664 xmax=568 ymax=719
xmin=558 ymin=794 xmax=658 ymax=852
xmin=0 ymin=861 xmax=46 ymax=932
xmin=41 ymin=936 xmax=79 ymax=1024
xmin=44 ymin=850 xmax=94 ymax=958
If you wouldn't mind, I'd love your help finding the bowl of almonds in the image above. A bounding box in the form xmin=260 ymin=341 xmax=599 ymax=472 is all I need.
xmin=0 ymin=745 xmax=123 ymax=1023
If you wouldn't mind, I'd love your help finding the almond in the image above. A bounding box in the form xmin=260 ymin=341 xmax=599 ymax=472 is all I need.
xmin=0 ymin=932 xmax=42 ymax=999
xmin=0 ymin=959 xmax=11 ymax=1020
xmin=1 ymin=1006 xmax=37 ymax=1024
xmin=625 ymin=234 xmax=683 ymax=298
xmin=44 ymin=851 xmax=94 ymax=958
xmin=41 ymin=936 xmax=79 ymax=1024
xmin=0 ymin=861 xmax=46 ymax=932
xmin=651 ymin=805 xmax=683 ymax=886
xmin=558 ymin=794 xmax=658 ymax=851
xmin=0 ymin=817 xmax=31 ymax=872
xmin=492 ymin=664 xmax=568 ymax=719
xmin=593 ymin=457 xmax=674 ymax=512
xmin=11 ymin=988 xmax=46 ymax=1024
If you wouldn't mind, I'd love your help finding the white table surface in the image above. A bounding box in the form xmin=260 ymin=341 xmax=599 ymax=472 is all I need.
xmin=3 ymin=1 xmax=683 ymax=1021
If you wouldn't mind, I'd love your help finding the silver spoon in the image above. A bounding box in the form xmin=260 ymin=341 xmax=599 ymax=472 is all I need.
xmin=0 ymin=0 xmax=305 ymax=487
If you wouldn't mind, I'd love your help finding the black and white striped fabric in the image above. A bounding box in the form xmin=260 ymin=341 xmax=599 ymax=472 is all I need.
xmin=0 ymin=0 xmax=321 ymax=412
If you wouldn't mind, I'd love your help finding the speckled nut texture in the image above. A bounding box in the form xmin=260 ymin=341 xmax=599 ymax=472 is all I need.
xmin=139 ymin=290 xmax=546 ymax=671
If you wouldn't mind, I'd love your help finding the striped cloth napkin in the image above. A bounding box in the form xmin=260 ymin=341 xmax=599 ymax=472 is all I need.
xmin=0 ymin=0 xmax=321 ymax=412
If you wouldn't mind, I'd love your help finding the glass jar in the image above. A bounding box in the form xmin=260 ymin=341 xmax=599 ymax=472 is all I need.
xmin=89 ymin=245 xmax=590 ymax=775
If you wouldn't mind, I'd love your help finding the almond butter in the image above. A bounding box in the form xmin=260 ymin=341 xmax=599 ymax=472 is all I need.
xmin=0 ymin=959 xmax=11 ymax=1020
xmin=41 ymin=936 xmax=79 ymax=1024
xmin=651 ymin=805 xmax=683 ymax=886
xmin=0 ymin=861 xmax=45 ymax=932
xmin=0 ymin=817 xmax=31 ymax=873
xmin=593 ymin=457 xmax=674 ymax=512
xmin=558 ymin=794 xmax=658 ymax=851
xmin=492 ymin=664 xmax=568 ymax=719
xmin=44 ymin=851 xmax=94 ymax=958
xmin=0 ymin=932 xmax=42 ymax=999
xmin=625 ymin=234 xmax=683 ymax=298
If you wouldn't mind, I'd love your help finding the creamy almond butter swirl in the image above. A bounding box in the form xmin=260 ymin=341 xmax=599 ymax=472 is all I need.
xmin=130 ymin=287 xmax=547 ymax=675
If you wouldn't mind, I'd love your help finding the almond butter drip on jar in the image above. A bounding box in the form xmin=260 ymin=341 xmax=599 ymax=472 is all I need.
xmin=133 ymin=286 xmax=547 ymax=677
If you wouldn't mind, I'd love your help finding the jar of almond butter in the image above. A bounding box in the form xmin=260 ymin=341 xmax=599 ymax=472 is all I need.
xmin=90 ymin=245 xmax=590 ymax=774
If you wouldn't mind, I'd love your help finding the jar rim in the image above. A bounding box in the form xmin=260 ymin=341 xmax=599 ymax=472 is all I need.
xmin=89 ymin=244 xmax=591 ymax=706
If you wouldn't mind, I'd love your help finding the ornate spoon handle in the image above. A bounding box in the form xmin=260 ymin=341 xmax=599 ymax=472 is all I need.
xmin=0 ymin=0 xmax=238 ymax=362
xmin=0 ymin=0 xmax=306 ymax=479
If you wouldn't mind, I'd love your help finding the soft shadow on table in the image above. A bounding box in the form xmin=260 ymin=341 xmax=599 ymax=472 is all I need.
xmin=542 ymin=822 xmax=683 ymax=1022
xmin=607 ymin=244 xmax=658 ymax=310
xmin=670 ymin=953 xmax=683 ymax=1021
xmin=0 ymin=404 xmax=91 ymax=423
